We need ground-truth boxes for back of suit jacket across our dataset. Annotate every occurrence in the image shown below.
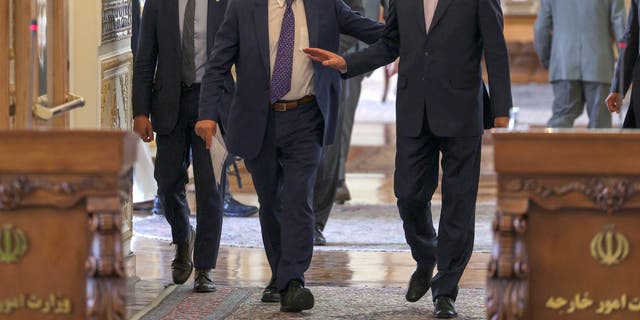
[199,0,383,159]
[534,0,626,84]
[344,0,512,138]
[132,0,233,135]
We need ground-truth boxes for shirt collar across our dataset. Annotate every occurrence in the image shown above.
[275,0,294,8]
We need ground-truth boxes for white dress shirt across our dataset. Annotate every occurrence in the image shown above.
[424,0,438,32]
[179,0,208,83]
[268,0,315,101]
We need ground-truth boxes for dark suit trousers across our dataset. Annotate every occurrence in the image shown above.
[244,101,324,291]
[154,85,225,269]
[395,117,481,301]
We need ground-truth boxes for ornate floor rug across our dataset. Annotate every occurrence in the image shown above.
[133,203,495,252]
[131,285,485,320]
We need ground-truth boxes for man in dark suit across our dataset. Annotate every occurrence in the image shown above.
[606,0,640,128]
[132,0,232,292]
[305,0,512,317]
[195,0,383,311]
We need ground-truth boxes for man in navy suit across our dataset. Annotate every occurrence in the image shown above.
[305,0,512,317]
[132,0,232,292]
[195,0,383,312]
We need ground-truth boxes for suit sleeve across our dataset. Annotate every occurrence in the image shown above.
[612,0,639,95]
[533,0,552,68]
[478,0,513,117]
[198,0,240,123]
[342,0,399,78]
[339,0,365,53]
[132,0,158,118]
[335,0,384,44]
[610,0,627,42]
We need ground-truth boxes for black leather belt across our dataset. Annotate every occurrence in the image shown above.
[271,95,316,112]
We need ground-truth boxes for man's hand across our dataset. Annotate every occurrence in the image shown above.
[194,120,218,150]
[605,92,622,113]
[133,115,154,142]
[494,116,510,128]
[303,48,347,72]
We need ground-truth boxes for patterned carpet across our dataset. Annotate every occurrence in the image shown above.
[134,203,495,252]
[132,285,485,320]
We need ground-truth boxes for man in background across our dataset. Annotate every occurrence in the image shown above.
[133,0,232,292]
[534,0,626,128]
[312,0,387,245]
[130,0,257,218]
[606,0,640,128]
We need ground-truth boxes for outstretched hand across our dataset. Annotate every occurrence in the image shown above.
[303,48,347,72]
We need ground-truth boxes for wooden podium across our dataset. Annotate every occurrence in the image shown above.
[487,130,640,320]
[0,131,137,319]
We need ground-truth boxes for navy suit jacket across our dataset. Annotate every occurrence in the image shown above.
[344,0,512,137]
[612,0,640,128]
[199,0,384,160]
[132,0,234,135]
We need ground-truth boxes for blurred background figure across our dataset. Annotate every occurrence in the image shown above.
[313,0,388,246]
[334,0,389,205]
[607,0,640,128]
[534,0,626,129]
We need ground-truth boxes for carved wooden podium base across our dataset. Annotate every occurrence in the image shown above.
[488,130,640,320]
[0,131,137,320]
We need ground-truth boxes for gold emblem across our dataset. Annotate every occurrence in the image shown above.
[590,226,630,266]
[0,225,29,264]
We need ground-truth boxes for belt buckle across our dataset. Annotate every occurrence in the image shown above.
[273,103,287,112]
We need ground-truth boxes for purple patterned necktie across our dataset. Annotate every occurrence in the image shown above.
[270,0,295,103]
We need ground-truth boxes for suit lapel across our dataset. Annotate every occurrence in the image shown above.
[207,0,215,55]
[303,0,318,48]
[427,0,453,34]
[415,0,427,34]
[171,0,182,57]
[253,0,270,72]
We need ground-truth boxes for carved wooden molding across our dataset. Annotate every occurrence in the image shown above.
[86,196,127,318]
[488,208,529,320]
[504,177,640,213]
[0,175,116,210]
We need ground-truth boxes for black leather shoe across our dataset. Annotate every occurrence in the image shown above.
[193,269,216,292]
[171,227,195,284]
[433,296,458,319]
[280,280,314,312]
[334,183,351,205]
[313,226,326,246]
[406,266,433,302]
[151,196,164,216]
[223,197,258,217]
[261,278,281,303]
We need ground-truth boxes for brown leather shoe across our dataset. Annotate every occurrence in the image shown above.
[172,227,195,284]
[194,269,216,293]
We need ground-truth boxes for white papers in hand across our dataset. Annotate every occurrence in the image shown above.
[209,133,228,187]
